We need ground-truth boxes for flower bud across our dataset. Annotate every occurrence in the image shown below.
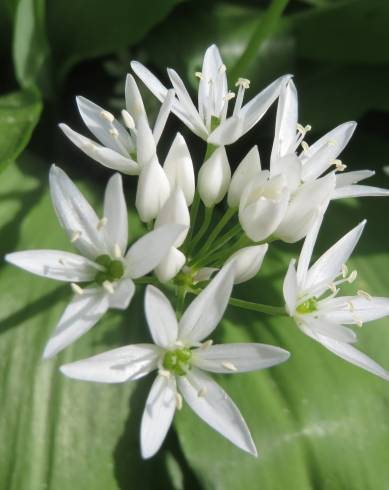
[239,172,289,242]
[226,244,268,284]
[136,160,170,223]
[154,247,186,283]
[227,146,261,208]
[198,146,231,207]
[163,133,195,205]
[155,188,190,247]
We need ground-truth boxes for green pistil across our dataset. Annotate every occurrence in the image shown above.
[94,254,124,285]
[163,347,192,376]
[296,297,317,314]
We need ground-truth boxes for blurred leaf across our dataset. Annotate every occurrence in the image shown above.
[0,156,187,490]
[13,0,51,94]
[0,88,42,171]
[46,0,183,84]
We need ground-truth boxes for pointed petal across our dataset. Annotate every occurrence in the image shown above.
[270,154,302,193]
[125,224,186,279]
[125,74,147,120]
[301,316,357,343]
[283,259,298,315]
[320,296,389,324]
[332,184,389,200]
[108,278,135,309]
[43,290,109,358]
[193,343,290,373]
[178,368,257,456]
[154,247,186,284]
[141,374,177,459]
[270,79,298,164]
[227,146,261,208]
[76,96,131,154]
[49,165,106,259]
[296,213,325,287]
[153,89,175,144]
[60,344,161,382]
[155,188,190,247]
[226,244,268,284]
[135,160,170,223]
[136,114,157,167]
[305,220,366,291]
[163,133,195,206]
[59,124,139,175]
[145,285,178,349]
[336,170,375,187]
[103,173,128,255]
[198,146,231,207]
[178,264,234,344]
[5,250,97,282]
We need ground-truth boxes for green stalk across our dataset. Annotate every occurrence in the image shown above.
[229,0,290,82]
[197,207,237,256]
[188,206,214,254]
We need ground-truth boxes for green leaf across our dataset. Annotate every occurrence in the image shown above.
[0,155,189,489]
[46,0,182,84]
[0,88,42,171]
[174,140,389,487]
[12,0,51,93]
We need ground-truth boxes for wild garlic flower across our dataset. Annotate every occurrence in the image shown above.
[6,166,185,358]
[283,215,389,380]
[131,44,291,146]
[60,265,290,458]
[60,75,174,175]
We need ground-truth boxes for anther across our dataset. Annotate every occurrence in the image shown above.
[71,283,84,295]
[70,230,81,243]
[347,301,355,312]
[235,78,250,89]
[159,369,171,378]
[102,280,115,294]
[342,264,348,278]
[100,110,115,122]
[297,123,305,134]
[352,314,363,327]
[113,244,122,258]
[328,282,337,294]
[305,124,312,132]
[175,340,185,348]
[200,340,213,350]
[222,361,238,372]
[176,393,183,410]
[348,270,358,283]
[301,141,310,152]
[109,128,119,138]
[195,71,205,80]
[96,217,108,230]
[121,110,135,130]
[333,159,347,172]
[218,64,227,73]
[197,387,208,398]
[223,91,236,101]
[357,289,372,300]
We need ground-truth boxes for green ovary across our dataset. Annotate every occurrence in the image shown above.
[163,347,192,376]
[296,297,318,314]
[94,254,124,284]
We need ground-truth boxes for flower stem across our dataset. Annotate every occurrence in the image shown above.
[188,206,214,254]
[183,190,200,253]
[197,207,236,256]
[229,0,290,82]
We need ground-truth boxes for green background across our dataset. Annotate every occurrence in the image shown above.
[1,0,389,488]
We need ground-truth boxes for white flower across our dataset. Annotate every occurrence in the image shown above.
[228,146,262,208]
[59,75,175,175]
[198,146,231,207]
[271,79,389,200]
[131,44,291,146]
[5,166,185,358]
[226,244,268,284]
[283,215,389,380]
[60,265,290,458]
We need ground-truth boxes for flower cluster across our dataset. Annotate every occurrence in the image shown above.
[6,44,389,458]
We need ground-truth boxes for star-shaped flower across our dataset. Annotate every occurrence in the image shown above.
[283,215,389,380]
[131,44,291,146]
[6,165,184,358]
[60,265,290,458]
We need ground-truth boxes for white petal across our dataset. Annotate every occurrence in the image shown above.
[145,285,178,349]
[154,247,186,284]
[301,316,357,343]
[193,267,218,284]
[305,220,366,292]
[336,170,375,187]
[5,250,97,282]
[60,344,160,383]
[178,264,234,344]
[155,188,190,247]
[163,133,195,206]
[59,124,139,175]
[178,368,257,456]
[226,244,268,284]
[108,278,135,309]
[227,146,261,208]
[332,184,389,200]
[270,79,298,164]
[76,96,131,154]
[275,172,335,243]
[198,44,227,119]
[136,114,157,167]
[193,343,290,373]
[135,160,171,223]
[304,329,389,382]
[141,374,177,459]
[153,89,175,144]
[207,115,244,146]
[103,173,128,255]
[125,74,147,121]
[43,290,109,358]
[125,224,186,279]
[270,154,302,193]
[49,165,106,259]
[198,146,231,207]
[320,296,389,324]
[283,259,298,315]
[301,122,356,182]
[296,213,325,288]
